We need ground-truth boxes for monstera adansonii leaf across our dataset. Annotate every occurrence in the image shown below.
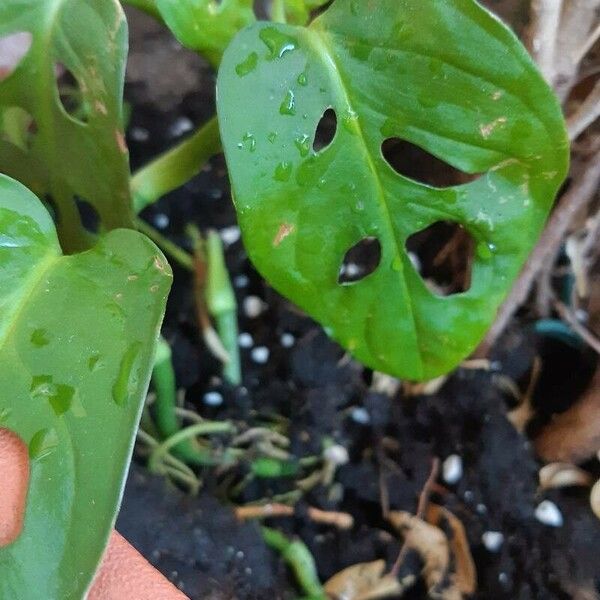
[217,0,569,380]
[0,0,132,252]
[0,175,172,599]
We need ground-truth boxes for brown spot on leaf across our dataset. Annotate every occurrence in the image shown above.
[273,223,295,247]
[115,130,127,153]
[479,117,507,139]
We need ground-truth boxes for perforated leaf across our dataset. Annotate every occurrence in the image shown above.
[0,176,172,599]
[0,0,131,252]
[218,0,569,380]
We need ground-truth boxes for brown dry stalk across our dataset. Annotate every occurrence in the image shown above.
[234,503,354,530]
[390,457,441,578]
[568,79,600,141]
[477,151,600,357]
[535,366,600,463]
[527,0,563,84]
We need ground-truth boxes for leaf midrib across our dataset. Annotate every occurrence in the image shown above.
[304,26,425,377]
[0,250,59,355]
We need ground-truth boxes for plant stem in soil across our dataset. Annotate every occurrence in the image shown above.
[131,116,222,213]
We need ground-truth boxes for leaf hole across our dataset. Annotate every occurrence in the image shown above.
[338,237,381,285]
[381,138,477,188]
[313,108,337,152]
[75,197,100,234]
[0,32,32,81]
[406,221,474,296]
[55,63,88,124]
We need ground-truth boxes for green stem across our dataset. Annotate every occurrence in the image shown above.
[152,338,181,438]
[148,421,236,472]
[131,116,221,213]
[271,0,287,23]
[206,231,241,385]
[152,338,230,467]
[135,217,194,271]
[137,429,200,494]
[262,528,326,599]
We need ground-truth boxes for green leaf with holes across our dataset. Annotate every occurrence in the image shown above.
[0,0,131,252]
[0,175,172,599]
[153,0,256,66]
[218,0,569,380]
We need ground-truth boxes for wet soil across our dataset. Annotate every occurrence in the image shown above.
[117,6,600,599]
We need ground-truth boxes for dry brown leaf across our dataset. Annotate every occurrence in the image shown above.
[388,511,462,600]
[427,504,477,596]
[324,559,407,600]
[539,463,593,490]
[508,400,535,434]
[535,367,600,463]
[591,479,600,521]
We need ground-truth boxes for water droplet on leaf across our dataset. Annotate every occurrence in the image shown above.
[235,52,258,77]
[274,161,293,182]
[259,27,297,60]
[294,133,310,157]
[112,343,142,406]
[30,328,50,347]
[29,428,59,460]
[279,90,296,116]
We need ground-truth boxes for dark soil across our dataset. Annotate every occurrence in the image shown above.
[118,6,600,599]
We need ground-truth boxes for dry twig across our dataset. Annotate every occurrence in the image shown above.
[527,0,563,85]
[535,366,600,463]
[554,299,600,354]
[568,79,600,140]
[234,503,354,530]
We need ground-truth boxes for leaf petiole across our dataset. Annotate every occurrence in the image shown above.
[131,116,222,213]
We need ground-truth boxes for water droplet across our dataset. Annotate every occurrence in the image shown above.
[267,131,278,143]
[394,20,413,42]
[476,242,496,260]
[235,52,258,77]
[353,200,365,213]
[30,328,50,347]
[349,42,372,61]
[88,353,102,372]
[29,428,59,460]
[112,342,142,406]
[0,407,12,423]
[297,72,308,86]
[274,161,292,182]
[279,90,296,116]
[241,132,256,152]
[30,375,75,416]
[342,109,359,132]
[259,27,297,60]
[294,133,311,157]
